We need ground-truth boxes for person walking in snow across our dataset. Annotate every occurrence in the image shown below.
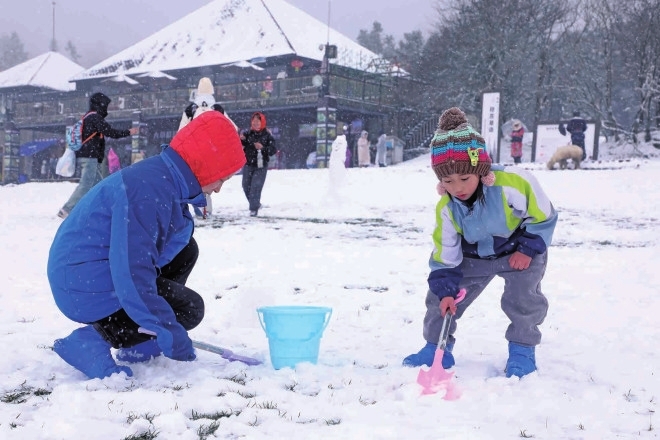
[57,92,138,219]
[375,131,387,167]
[357,130,370,167]
[179,77,238,219]
[240,112,277,216]
[47,111,246,380]
[403,107,557,379]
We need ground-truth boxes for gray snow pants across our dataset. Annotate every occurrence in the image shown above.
[422,251,549,347]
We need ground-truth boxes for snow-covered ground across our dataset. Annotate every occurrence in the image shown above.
[1,145,659,439]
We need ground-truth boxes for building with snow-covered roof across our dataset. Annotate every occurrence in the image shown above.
[0,52,84,184]
[0,51,82,92]
[0,51,84,129]
[3,0,428,180]
[71,0,400,83]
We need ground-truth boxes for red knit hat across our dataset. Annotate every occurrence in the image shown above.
[170,111,246,187]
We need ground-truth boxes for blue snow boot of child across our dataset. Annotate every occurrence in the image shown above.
[441,341,455,368]
[505,342,536,378]
[53,325,133,379]
[116,339,162,363]
[402,341,455,368]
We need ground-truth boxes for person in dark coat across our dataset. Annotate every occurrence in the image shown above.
[240,112,277,216]
[48,111,246,379]
[565,111,588,160]
[58,92,138,219]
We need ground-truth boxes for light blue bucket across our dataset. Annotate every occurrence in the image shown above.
[257,306,332,369]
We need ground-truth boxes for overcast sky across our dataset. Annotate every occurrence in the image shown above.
[0,0,439,67]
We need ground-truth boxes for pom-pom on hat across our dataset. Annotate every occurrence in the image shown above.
[431,107,493,182]
[170,111,246,187]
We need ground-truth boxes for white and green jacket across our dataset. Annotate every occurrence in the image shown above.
[428,165,557,299]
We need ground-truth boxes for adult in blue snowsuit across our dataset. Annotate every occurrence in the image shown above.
[566,111,588,160]
[47,111,246,379]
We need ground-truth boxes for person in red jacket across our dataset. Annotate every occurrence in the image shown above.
[240,112,277,216]
[57,92,138,219]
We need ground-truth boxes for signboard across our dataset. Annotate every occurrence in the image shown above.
[535,123,597,163]
[481,92,500,161]
[131,122,149,164]
[2,126,20,184]
[299,123,316,138]
[315,104,337,168]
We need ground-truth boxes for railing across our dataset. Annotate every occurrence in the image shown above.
[10,74,398,126]
[401,115,438,159]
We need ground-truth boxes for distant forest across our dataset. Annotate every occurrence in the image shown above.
[356,0,660,143]
[3,0,659,142]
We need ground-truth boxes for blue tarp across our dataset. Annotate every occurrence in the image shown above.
[19,138,63,156]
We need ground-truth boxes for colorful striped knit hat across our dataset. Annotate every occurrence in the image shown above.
[431,107,492,181]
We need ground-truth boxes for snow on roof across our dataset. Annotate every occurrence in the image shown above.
[0,52,83,91]
[73,0,393,81]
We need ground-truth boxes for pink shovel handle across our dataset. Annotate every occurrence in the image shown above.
[455,288,466,304]
[440,288,466,317]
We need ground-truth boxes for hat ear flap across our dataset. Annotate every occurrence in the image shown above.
[481,171,495,186]
[436,182,447,196]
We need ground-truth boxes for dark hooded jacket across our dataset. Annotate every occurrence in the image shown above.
[76,92,131,162]
[566,114,587,143]
[240,112,277,167]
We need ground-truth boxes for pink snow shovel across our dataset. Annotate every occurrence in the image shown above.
[417,288,466,399]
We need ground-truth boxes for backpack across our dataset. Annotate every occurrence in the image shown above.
[68,112,97,151]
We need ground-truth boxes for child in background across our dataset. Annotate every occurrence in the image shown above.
[403,107,557,378]
[510,119,524,163]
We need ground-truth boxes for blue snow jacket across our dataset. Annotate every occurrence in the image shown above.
[428,165,557,299]
[47,146,206,359]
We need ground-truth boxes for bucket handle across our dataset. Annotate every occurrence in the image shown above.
[258,309,332,343]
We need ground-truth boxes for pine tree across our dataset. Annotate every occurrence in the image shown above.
[357,22,385,55]
[65,41,81,63]
[0,31,28,71]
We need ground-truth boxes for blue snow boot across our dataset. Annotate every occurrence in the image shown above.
[53,326,133,379]
[505,342,536,378]
[116,339,162,363]
[402,341,455,368]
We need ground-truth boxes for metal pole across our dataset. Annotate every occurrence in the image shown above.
[325,105,329,167]
[326,1,331,44]
[51,2,56,51]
